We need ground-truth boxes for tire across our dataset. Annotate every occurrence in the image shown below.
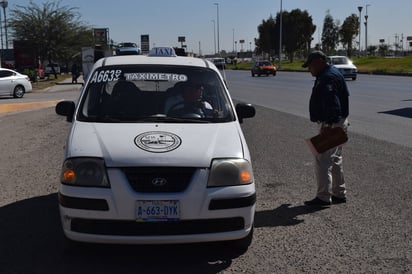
[251,71,255,77]
[13,85,25,98]
[352,77,356,80]
[273,71,276,76]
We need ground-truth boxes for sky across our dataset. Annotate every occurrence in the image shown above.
[8,0,412,55]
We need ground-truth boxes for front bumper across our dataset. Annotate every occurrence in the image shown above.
[337,68,357,79]
[254,69,275,75]
[59,168,256,244]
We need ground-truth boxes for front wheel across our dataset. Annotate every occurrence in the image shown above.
[13,85,25,98]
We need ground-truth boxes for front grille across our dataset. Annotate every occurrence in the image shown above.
[122,167,196,193]
[71,217,244,236]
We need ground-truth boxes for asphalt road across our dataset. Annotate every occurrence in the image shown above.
[0,73,411,273]
[226,70,412,148]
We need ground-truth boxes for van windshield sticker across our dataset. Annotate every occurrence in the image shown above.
[89,70,122,83]
[124,73,188,82]
[89,71,188,83]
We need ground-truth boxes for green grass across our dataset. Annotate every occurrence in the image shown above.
[227,55,412,75]
[353,55,412,74]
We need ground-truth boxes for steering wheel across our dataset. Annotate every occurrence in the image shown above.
[167,101,206,117]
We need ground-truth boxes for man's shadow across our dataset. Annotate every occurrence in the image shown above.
[254,204,328,227]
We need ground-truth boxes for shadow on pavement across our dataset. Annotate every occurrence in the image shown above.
[0,194,245,274]
[254,203,328,227]
[379,107,412,119]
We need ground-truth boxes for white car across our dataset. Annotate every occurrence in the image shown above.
[328,56,358,80]
[210,57,225,69]
[115,42,141,55]
[0,68,32,98]
[55,47,256,250]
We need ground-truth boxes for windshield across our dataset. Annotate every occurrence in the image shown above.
[77,65,235,123]
[119,42,137,48]
[330,57,349,65]
[258,61,272,66]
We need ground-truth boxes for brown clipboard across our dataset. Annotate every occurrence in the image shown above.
[306,127,348,155]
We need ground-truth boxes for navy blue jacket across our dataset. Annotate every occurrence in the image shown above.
[309,65,349,124]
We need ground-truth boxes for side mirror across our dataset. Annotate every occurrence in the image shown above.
[55,101,76,122]
[235,103,256,124]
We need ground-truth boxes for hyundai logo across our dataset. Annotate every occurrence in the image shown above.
[151,177,168,186]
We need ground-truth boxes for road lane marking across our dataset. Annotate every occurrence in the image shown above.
[0,100,62,113]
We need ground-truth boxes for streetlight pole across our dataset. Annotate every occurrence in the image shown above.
[364,4,370,56]
[0,1,7,50]
[211,20,216,55]
[278,0,282,70]
[357,6,363,56]
[214,3,220,55]
[232,28,235,53]
[0,6,3,66]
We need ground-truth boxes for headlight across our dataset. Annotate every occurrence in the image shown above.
[207,159,253,187]
[61,158,110,187]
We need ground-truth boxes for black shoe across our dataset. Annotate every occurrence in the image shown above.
[304,197,331,206]
[331,195,346,204]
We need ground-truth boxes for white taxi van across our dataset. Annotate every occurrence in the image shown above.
[55,47,256,250]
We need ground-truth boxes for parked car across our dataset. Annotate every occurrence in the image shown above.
[0,68,32,98]
[116,42,141,55]
[55,47,256,250]
[328,56,357,80]
[211,57,226,69]
[44,63,61,77]
[251,60,277,77]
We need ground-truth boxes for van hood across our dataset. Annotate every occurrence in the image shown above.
[67,122,245,167]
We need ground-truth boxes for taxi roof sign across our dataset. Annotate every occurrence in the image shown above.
[149,47,177,57]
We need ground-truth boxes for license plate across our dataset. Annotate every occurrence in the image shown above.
[136,200,180,222]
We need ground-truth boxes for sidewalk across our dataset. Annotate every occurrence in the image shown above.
[34,75,84,93]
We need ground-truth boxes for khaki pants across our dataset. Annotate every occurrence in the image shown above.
[315,118,349,202]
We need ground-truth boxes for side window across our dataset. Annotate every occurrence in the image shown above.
[0,70,13,78]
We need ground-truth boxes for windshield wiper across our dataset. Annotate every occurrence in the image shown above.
[135,115,210,123]
[82,114,210,123]
[82,115,147,122]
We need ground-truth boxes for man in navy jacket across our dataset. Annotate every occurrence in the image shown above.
[302,51,350,206]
